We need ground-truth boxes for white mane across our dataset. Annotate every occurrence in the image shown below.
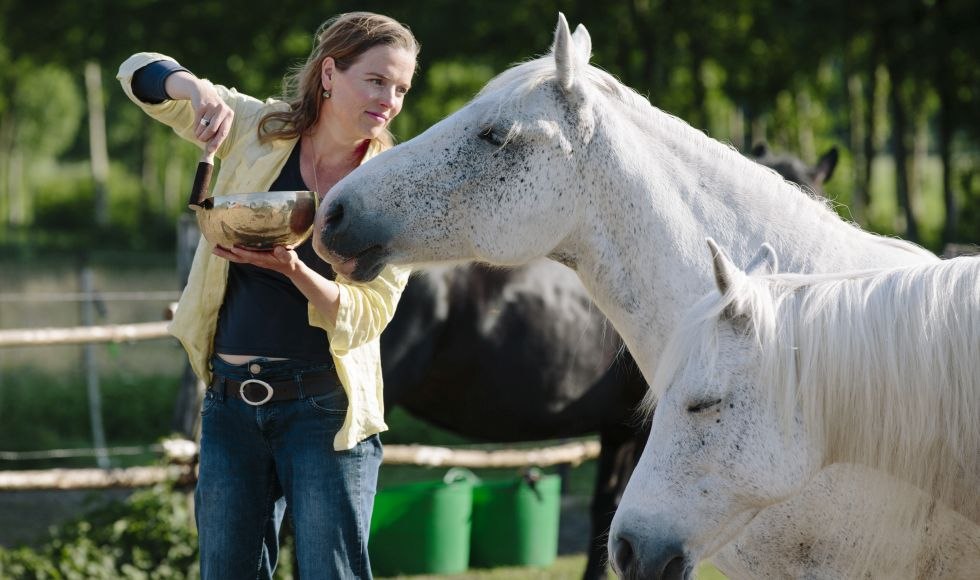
[653,256,980,524]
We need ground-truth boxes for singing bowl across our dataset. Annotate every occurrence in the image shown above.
[195,191,318,250]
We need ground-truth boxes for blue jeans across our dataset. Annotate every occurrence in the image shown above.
[196,357,382,579]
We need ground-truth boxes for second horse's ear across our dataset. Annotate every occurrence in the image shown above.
[706,238,740,295]
[706,238,757,330]
[745,243,778,276]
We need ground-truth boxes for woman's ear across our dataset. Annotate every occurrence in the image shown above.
[321,57,335,91]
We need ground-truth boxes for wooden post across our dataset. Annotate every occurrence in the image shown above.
[80,265,110,469]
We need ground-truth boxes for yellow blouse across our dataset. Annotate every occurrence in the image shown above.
[118,52,410,450]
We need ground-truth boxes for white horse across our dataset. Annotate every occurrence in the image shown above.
[313,13,953,578]
[630,241,979,577]
[716,463,980,579]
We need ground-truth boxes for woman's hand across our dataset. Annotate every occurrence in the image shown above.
[165,71,234,154]
[212,245,302,277]
[191,82,233,154]
[214,244,342,323]
[213,244,340,322]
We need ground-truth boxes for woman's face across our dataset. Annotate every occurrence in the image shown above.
[321,44,415,143]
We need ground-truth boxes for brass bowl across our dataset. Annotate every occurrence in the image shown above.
[195,191,318,250]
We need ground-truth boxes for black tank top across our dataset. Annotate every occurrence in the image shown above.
[213,142,335,362]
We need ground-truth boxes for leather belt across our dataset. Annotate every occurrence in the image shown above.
[212,371,339,406]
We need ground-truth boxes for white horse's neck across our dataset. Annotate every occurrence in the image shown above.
[564,95,934,381]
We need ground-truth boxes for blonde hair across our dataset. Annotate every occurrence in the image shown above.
[258,12,420,149]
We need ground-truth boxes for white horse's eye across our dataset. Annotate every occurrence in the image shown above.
[478,126,503,146]
[686,398,722,414]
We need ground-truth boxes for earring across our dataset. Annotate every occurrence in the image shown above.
[322,89,331,99]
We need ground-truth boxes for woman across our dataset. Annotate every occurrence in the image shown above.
[117,12,419,579]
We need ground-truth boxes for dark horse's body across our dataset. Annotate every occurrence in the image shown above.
[381,260,648,580]
[378,151,836,580]
[383,261,645,440]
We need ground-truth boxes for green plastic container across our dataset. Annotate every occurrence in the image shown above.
[369,470,474,576]
[469,471,562,568]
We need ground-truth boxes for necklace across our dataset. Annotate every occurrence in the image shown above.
[307,135,321,196]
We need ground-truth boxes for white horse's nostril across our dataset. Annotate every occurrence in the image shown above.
[661,556,688,580]
[611,535,636,576]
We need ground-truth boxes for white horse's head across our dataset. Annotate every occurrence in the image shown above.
[608,240,823,579]
[610,241,980,578]
[315,14,600,281]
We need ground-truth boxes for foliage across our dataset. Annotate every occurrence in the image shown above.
[0,500,601,580]
[391,60,496,140]
[0,0,977,249]
[11,66,82,157]
[0,486,199,579]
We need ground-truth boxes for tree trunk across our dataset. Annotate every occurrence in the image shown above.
[909,85,929,225]
[938,97,956,244]
[796,90,816,163]
[628,0,658,99]
[141,115,156,230]
[848,73,868,223]
[0,111,12,227]
[85,61,110,228]
[730,106,746,152]
[888,70,919,242]
[164,137,184,211]
[751,116,768,151]
[689,41,707,131]
[935,0,957,244]
[862,66,880,225]
[7,148,24,225]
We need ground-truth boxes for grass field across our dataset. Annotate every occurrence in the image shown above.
[376,556,727,579]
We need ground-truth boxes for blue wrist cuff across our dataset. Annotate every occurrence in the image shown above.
[132,59,190,104]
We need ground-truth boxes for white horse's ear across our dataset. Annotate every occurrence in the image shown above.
[707,238,753,328]
[707,238,741,295]
[572,24,592,62]
[745,242,778,276]
[553,13,587,91]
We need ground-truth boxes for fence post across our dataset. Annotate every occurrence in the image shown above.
[172,214,204,440]
[80,265,110,469]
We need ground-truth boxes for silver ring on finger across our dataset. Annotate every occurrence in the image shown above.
[200,118,211,127]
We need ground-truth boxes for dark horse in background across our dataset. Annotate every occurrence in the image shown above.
[378,147,838,580]
[750,142,839,197]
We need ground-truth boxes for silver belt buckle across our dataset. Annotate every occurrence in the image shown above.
[239,378,274,406]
